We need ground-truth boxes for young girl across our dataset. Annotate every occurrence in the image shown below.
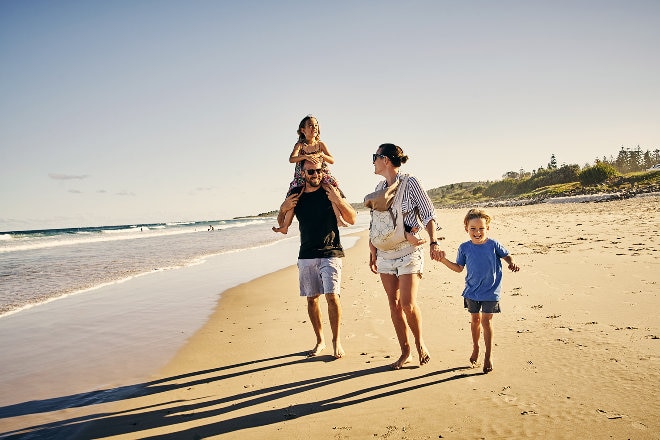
[273,115,347,233]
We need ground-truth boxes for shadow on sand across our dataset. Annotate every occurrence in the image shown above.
[0,352,479,439]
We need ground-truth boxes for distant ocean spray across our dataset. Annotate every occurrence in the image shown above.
[0,217,298,316]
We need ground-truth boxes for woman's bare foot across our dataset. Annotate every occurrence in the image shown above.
[307,342,326,357]
[483,358,493,373]
[470,347,479,367]
[272,226,289,234]
[333,341,345,359]
[391,353,413,370]
[419,347,431,366]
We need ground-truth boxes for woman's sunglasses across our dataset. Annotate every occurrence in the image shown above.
[372,153,387,162]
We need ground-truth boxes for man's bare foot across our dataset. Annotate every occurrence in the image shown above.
[272,226,288,234]
[333,341,345,359]
[391,353,412,370]
[483,359,493,373]
[307,342,326,357]
[470,347,479,367]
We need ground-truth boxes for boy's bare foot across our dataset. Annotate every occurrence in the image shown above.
[470,347,479,367]
[307,342,326,357]
[272,226,289,234]
[391,353,412,370]
[483,359,493,373]
[333,341,345,359]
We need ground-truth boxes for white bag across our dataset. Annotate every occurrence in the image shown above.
[369,175,413,257]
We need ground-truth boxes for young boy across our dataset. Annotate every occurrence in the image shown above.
[439,209,520,373]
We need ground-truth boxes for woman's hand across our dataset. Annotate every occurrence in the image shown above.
[430,243,445,261]
[368,242,378,274]
[369,252,378,274]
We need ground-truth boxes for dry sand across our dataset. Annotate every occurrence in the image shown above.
[2,196,658,439]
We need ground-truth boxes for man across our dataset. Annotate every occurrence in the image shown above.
[278,160,357,358]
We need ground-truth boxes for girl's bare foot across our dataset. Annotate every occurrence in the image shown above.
[272,226,289,234]
[483,358,493,373]
[337,219,348,227]
[307,342,326,357]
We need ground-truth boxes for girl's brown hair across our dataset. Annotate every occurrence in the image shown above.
[297,115,321,144]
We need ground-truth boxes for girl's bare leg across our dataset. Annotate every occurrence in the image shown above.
[331,201,348,227]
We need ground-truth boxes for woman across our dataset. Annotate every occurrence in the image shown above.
[368,143,445,370]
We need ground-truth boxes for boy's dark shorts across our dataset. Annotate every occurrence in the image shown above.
[464,298,501,314]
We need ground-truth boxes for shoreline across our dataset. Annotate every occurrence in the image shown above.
[1,197,658,439]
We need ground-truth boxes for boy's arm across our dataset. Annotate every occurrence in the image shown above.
[438,256,464,273]
[503,255,520,272]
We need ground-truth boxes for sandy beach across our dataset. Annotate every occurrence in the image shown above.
[1,196,658,439]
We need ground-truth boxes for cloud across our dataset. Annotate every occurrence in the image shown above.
[68,189,82,194]
[116,190,136,196]
[49,173,89,180]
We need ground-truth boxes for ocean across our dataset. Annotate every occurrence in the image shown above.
[0,216,366,317]
[0,213,369,414]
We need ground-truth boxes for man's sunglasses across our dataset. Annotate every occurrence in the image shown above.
[306,169,324,176]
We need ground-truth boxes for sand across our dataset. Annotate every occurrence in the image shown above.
[1,196,658,439]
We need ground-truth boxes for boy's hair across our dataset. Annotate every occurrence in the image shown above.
[464,209,491,226]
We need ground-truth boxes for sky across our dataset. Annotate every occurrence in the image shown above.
[1,0,659,231]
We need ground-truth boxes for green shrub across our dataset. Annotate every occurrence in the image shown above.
[579,162,619,185]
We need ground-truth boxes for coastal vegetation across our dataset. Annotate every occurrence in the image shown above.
[426,146,659,207]
[257,145,659,216]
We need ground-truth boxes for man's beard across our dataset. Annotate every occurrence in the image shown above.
[306,178,322,188]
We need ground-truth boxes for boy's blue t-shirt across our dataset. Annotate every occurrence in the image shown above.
[456,238,509,301]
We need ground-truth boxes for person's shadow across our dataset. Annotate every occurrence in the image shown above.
[0,352,477,439]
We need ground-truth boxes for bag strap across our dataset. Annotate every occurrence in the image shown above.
[393,174,409,209]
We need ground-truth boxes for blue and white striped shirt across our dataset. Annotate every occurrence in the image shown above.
[373,173,437,230]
